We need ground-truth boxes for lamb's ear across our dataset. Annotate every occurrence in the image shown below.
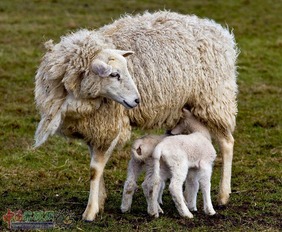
[182,108,192,116]
[170,125,183,135]
[91,59,112,77]
[115,50,134,57]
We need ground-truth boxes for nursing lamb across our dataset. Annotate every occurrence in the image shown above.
[120,134,167,213]
[34,11,238,221]
[144,108,217,218]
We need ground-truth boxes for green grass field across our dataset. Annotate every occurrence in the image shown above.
[0,0,281,231]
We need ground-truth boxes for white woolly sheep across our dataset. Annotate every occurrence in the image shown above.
[34,11,238,221]
[144,108,217,218]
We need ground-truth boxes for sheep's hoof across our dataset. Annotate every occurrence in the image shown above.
[217,193,230,206]
[82,209,97,222]
[82,214,96,222]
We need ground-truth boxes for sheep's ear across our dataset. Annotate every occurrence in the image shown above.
[116,50,134,57]
[91,59,112,77]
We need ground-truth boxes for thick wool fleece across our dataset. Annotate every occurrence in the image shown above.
[35,11,238,149]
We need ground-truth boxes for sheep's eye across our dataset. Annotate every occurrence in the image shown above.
[110,72,121,80]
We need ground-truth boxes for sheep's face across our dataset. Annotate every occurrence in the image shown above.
[80,49,140,109]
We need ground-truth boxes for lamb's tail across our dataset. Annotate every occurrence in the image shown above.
[131,144,151,162]
[152,144,162,161]
[151,144,162,197]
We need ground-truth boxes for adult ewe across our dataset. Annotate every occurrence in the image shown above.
[34,11,238,221]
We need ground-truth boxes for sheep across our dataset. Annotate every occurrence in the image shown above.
[34,11,238,221]
[144,108,217,218]
[120,134,167,214]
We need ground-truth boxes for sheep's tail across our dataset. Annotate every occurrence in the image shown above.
[34,99,68,148]
[34,115,61,148]
[44,40,54,51]
[104,120,122,159]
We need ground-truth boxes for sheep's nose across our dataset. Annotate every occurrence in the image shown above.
[135,98,140,104]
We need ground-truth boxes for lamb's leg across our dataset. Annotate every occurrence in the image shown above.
[143,159,163,217]
[158,180,166,205]
[184,169,199,212]
[198,165,216,215]
[121,159,143,213]
[217,132,234,205]
[169,173,193,218]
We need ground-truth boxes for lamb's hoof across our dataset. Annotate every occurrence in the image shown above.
[120,205,130,213]
[148,209,159,218]
[185,214,194,219]
[154,213,160,218]
[182,212,193,219]
[188,207,197,212]
[205,209,216,216]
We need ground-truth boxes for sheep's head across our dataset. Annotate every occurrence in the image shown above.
[79,49,140,109]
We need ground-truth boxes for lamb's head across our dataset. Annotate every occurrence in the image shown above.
[171,108,211,140]
[170,108,193,135]
[80,49,140,109]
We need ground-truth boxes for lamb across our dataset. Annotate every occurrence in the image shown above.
[120,134,167,213]
[34,11,238,221]
[144,108,217,218]
[121,109,216,218]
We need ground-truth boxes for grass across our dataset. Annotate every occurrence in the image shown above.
[0,0,281,231]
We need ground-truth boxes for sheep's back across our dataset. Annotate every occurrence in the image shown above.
[100,11,238,134]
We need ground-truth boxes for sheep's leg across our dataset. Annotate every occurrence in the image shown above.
[82,148,109,221]
[217,132,234,205]
[198,166,216,215]
[83,128,120,221]
[169,173,193,218]
[184,169,199,212]
[121,159,143,213]
[98,175,107,212]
